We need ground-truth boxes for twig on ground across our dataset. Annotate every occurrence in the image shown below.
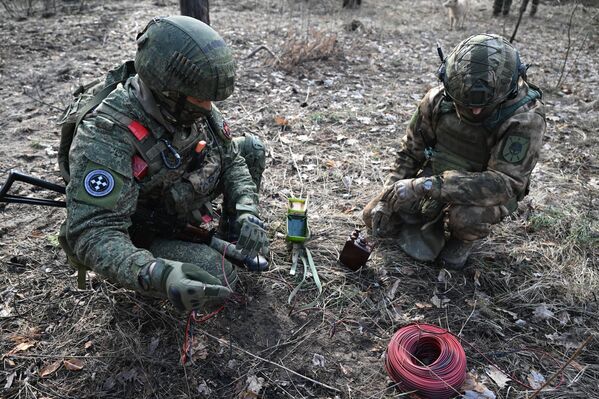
[458,299,477,337]
[245,45,281,64]
[288,145,304,187]
[529,335,593,399]
[201,330,341,393]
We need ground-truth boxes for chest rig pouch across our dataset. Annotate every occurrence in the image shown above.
[429,99,491,175]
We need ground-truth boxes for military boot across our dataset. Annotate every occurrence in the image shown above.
[437,239,475,269]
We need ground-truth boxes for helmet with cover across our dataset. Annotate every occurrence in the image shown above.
[441,34,523,108]
[135,16,236,125]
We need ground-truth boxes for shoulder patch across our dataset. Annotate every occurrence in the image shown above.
[84,169,115,197]
[74,161,125,209]
[502,135,530,164]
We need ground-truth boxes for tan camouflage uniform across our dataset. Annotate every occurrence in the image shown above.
[364,81,546,242]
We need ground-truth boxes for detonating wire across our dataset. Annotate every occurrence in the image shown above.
[385,323,467,399]
[180,244,236,365]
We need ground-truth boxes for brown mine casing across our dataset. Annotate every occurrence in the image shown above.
[339,229,373,271]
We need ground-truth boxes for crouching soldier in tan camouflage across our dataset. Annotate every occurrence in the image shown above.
[363,34,546,269]
[58,16,268,312]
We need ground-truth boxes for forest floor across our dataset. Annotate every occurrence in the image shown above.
[1,0,598,398]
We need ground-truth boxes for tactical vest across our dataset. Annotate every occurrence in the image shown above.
[426,86,541,176]
[58,61,232,189]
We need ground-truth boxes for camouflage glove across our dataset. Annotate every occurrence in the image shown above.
[138,259,232,312]
[235,214,269,260]
[383,176,441,212]
[371,201,396,238]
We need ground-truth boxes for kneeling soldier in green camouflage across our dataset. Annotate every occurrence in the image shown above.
[58,16,268,312]
[363,34,546,268]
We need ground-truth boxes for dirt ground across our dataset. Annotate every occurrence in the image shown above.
[1,0,598,398]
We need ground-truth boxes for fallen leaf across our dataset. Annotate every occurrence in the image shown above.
[325,160,336,168]
[63,358,84,371]
[461,372,493,394]
[274,116,288,126]
[192,340,209,361]
[197,381,212,396]
[4,371,16,389]
[386,279,401,300]
[463,389,497,399]
[486,365,511,389]
[30,229,44,238]
[6,341,35,356]
[238,374,264,398]
[533,304,554,320]
[84,341,93,350]
[39,360,62,378]
[312,353,326,368]
[437,269,451,283]
[431,294,450,308]
[527,370,545,389]
[296,134,312,142]
[415,302,432,309]
[474,270,481,286]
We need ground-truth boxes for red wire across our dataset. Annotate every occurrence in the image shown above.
[180,246,233,364]
[385,323,467,399]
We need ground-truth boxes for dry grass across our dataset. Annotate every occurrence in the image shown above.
[1,0,599,398]
[272,29,341,71]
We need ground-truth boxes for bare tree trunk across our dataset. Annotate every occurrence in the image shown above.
[180,0,210,25]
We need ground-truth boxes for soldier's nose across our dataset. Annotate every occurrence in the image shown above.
[471,107,483,115]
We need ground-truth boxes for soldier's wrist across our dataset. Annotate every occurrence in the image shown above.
[138,258,171,293]
[415,176,442,198]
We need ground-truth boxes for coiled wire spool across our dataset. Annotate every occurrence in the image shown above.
[385,323,467,399]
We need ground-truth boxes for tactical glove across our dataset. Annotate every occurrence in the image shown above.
[371,201,396,238]
[383,176,441,212]
[139,259,233,312]
[235,214,269,261]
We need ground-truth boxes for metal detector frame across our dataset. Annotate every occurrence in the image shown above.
[0,170,66,208]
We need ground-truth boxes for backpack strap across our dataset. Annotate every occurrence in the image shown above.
[483,87,542,130]
[95,102,169,179]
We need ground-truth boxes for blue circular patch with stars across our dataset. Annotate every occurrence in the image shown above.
[84,169,115,197]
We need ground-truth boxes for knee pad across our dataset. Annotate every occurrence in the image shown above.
[447,205,502,241]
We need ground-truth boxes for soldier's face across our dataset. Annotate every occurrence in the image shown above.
[186,97,212,111]
[455,103,497,122]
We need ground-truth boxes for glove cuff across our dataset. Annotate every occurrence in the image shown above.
[415,176,442,199]
[138,258,172,293]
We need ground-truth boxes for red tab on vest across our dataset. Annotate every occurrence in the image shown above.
[132,155,148,181]
[222,121,232,140]
[128,120,149,141]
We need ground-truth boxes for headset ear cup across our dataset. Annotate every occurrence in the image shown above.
[437,63,446,82]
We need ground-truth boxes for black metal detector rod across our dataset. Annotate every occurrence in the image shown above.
[0,170,66,208]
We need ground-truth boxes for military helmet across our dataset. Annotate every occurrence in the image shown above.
[135,16,235,101]
[440,34,524,108]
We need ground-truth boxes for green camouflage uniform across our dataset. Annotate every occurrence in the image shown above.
[363,81,545,249]
[60,74,265,296]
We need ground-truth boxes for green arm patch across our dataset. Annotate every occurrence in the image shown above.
[501,135,530,164]
[73,160,125,210]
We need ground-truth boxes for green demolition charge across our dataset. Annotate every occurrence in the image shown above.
[286,198,310,243]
